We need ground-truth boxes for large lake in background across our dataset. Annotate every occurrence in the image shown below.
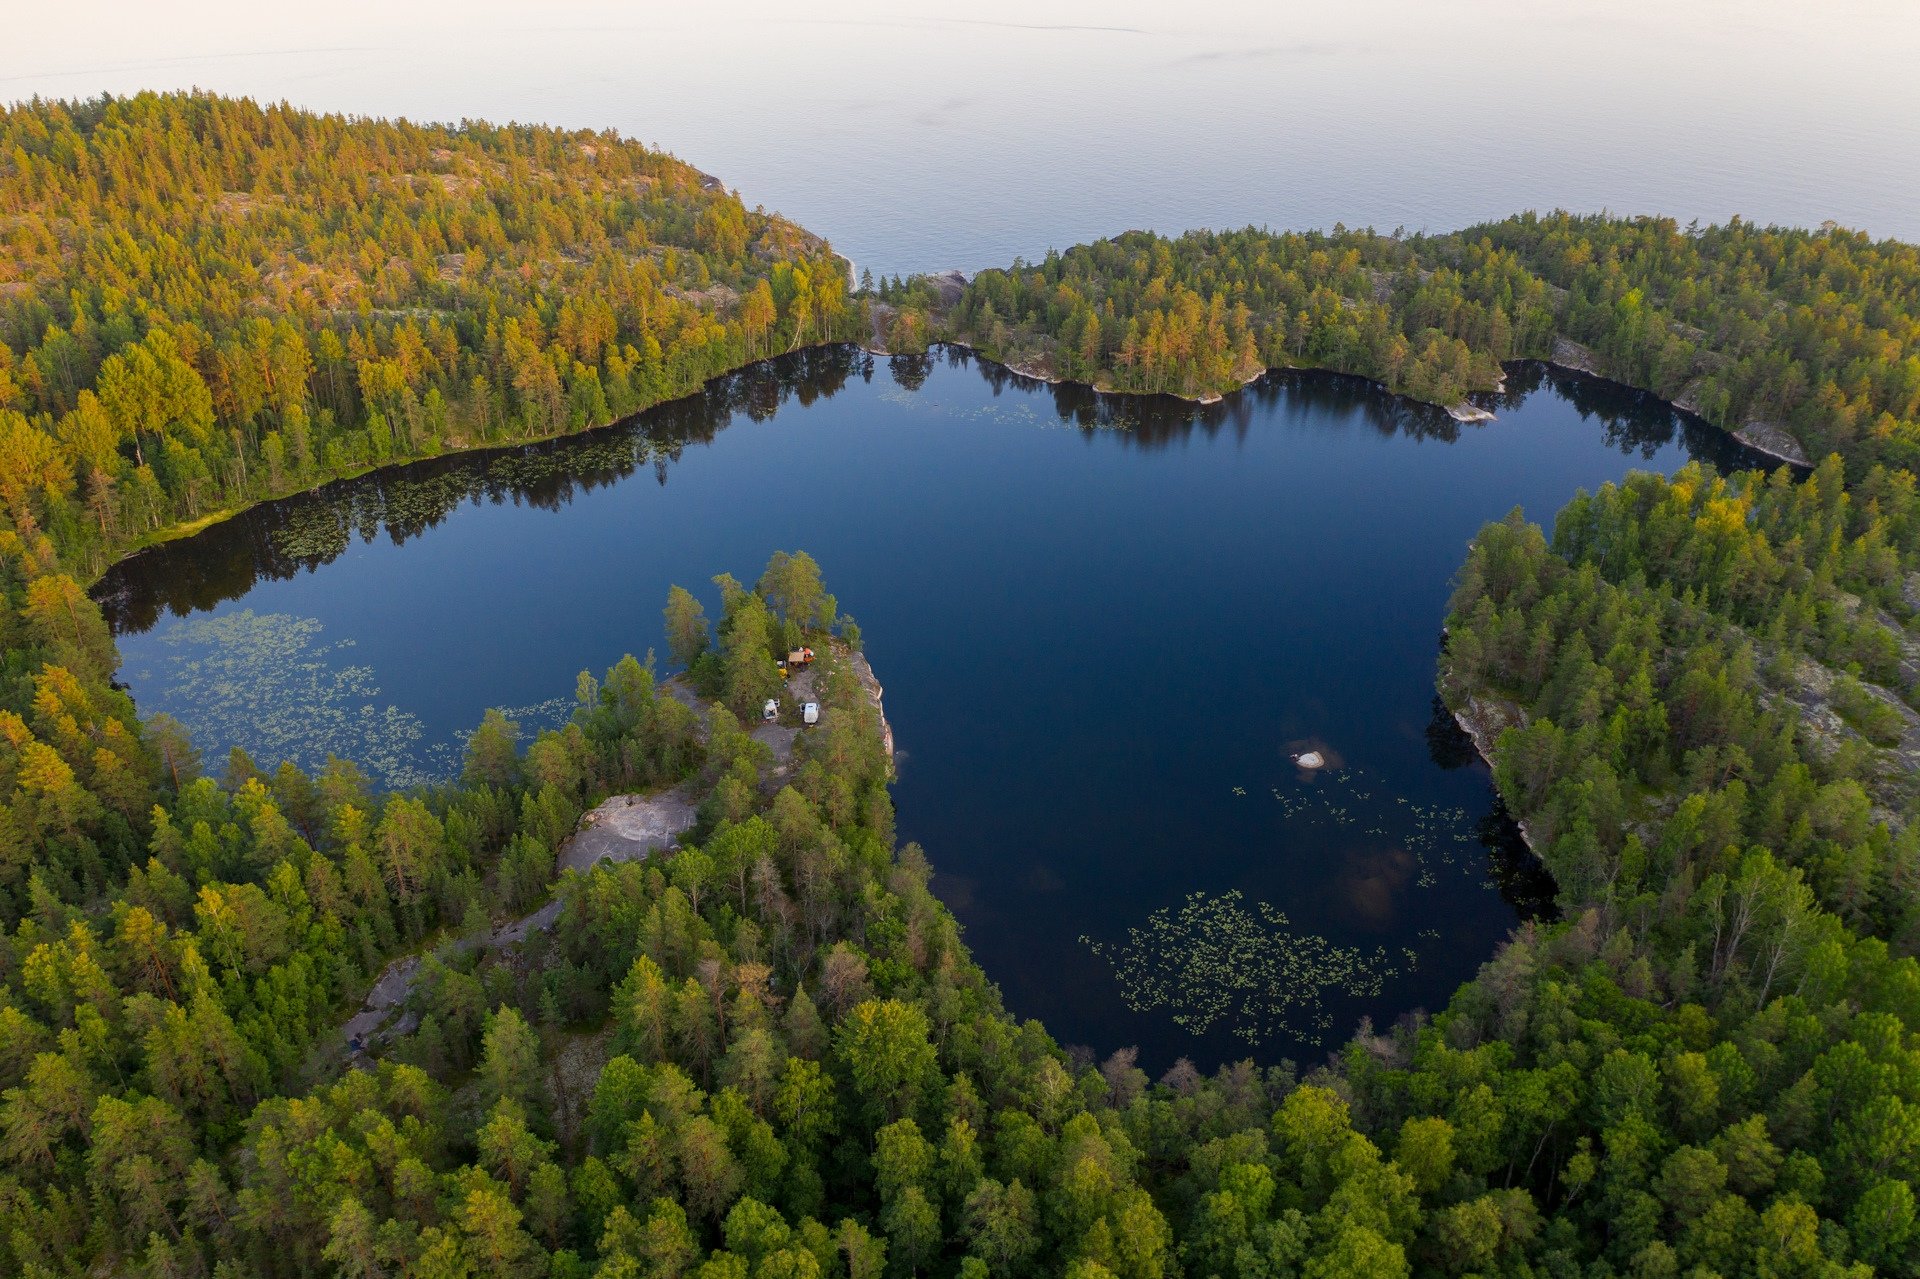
[7,0,1920,279]
[99,351,1763,1067]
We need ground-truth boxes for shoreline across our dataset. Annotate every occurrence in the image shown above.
[1448,691,1542,857]
[941,338,1272,404]
[1727,420,1814,469]
[941,336,1500,420]
[85,336,865,589]
[96,332,1816,594]
[1541,338,1812,469]
[944,329,1819,467]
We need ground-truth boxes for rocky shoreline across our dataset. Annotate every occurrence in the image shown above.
[942,338,1270,405]
[942,333,1503,420]
[1545,337,1812,468]
[1447,690,1541,856]
[885,315,1837,462]
[1730,420,1813,468]
[849,650,896,769]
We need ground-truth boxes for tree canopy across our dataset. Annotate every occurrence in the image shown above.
[4,88,1920,1277]
[940,217,1920,476]
[0,91,855,577]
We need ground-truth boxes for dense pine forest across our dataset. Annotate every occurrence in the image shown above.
[0,92,854,579]
[6,87,1920,1276]
[933,220,1920,473]
[1422,460,1920,1276]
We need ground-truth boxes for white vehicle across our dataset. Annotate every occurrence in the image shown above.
[763,698,779,723]
[802,701,820,725]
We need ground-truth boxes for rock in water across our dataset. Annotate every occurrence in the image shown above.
[1295,750,1326,769]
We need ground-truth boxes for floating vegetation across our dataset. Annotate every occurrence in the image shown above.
[1270,764,1485,883]
[1107,761,1517,1047]
[134,612,586,792]
[486,694,575,737]
[1081,890,1389,1046]
[421,692,578,779]
[138,611,433,788]
[1272,788,1312,819]
[875,383,1050,429]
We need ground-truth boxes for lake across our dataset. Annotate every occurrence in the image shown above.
[7,1,1918,279]
[99,350,1764,1067]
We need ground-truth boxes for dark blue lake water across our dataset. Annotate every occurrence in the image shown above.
[99,350,1758,1068]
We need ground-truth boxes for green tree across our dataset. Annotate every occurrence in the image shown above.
[665,585,712,670]
[478,1007,543,1113]
[963,1179,1038,1273]
[837,1000,937,1123]
[464,709,522,789]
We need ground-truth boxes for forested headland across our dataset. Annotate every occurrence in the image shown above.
[914,219,1920,472]
[0,92,855,579]
[6,86,1920,1277]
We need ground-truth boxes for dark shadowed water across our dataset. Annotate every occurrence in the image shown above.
[99,351,1762,1068]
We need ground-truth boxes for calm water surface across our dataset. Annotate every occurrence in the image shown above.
[100,352,1761,1067]
[7,1,1919,277]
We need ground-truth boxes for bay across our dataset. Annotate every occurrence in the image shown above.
[100,349,1764,1066]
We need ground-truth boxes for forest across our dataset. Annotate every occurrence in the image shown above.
[0,92,854,579]
[1419,456,1920,1275]
[5,87,1920,1276]
[935,219,1920,476]
[23,515,1920,1279]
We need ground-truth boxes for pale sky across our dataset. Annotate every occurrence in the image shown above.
[7,1,1917,274]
